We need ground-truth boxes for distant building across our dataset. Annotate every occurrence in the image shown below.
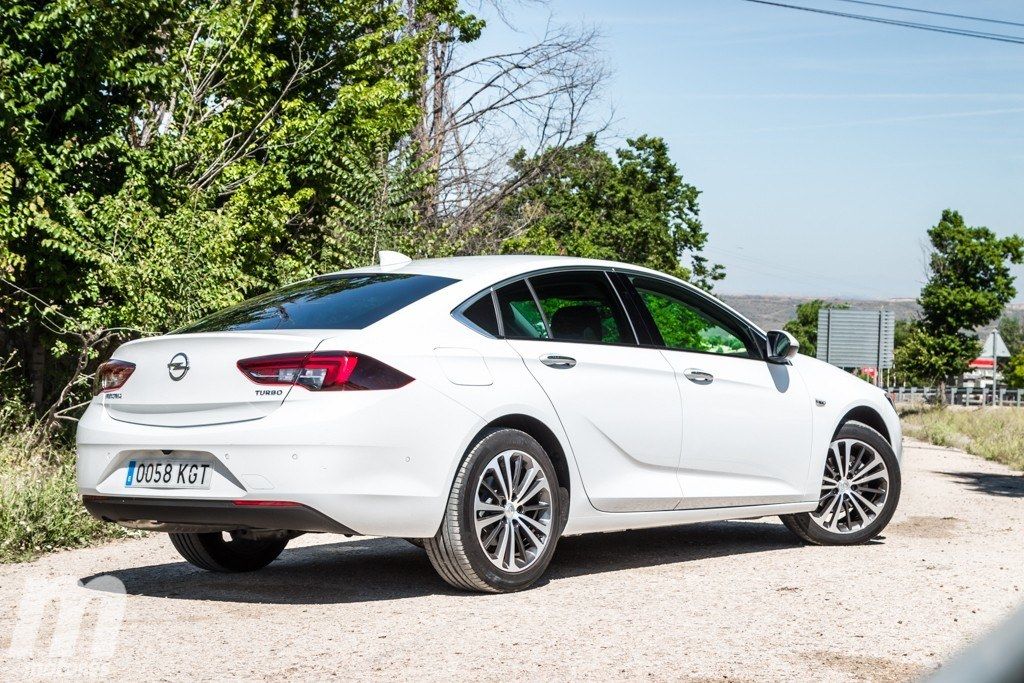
[963,331,1010,389]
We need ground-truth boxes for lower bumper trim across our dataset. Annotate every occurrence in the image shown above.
[82,495,357,535]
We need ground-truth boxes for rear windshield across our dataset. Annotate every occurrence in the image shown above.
[177,273,457,333]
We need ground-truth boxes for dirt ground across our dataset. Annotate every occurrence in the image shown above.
[1,438,1022,682]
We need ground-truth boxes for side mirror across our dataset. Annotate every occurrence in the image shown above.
[766,330,799,363]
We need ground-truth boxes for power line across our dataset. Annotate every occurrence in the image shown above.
[737,0,1024,45]
[832,0,1024,30]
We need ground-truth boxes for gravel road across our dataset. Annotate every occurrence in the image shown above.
[2,438,1022,682]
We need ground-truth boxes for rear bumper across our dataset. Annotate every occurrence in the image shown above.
[76,382,485,538]
[82,495,357,534]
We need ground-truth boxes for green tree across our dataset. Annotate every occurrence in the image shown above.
[1002,352,1024,390]
[783,299,849,357]
[0,0,470,413]
[895,210,1023,389]
[494,135,723,290]
[890,318,924,385]
[997,316,1024,356]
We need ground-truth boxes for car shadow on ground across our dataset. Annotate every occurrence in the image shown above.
[940,470,1024,498]
[80,520,807,605]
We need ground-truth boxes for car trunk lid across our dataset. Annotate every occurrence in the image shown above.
[102,332,327,427]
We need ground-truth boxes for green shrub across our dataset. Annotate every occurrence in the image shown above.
[0,457,130,562]
[0,395,130,563]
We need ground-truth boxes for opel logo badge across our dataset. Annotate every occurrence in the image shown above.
[167,353,189,381]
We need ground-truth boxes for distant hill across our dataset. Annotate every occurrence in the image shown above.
[718,294,1024,333]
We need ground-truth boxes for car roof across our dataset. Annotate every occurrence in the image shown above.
[341,254,623,281]
[333,254,766,334]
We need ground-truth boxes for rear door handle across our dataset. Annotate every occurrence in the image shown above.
[540,354,577,369]
[683,368,714,385]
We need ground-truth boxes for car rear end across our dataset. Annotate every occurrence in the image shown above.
[76,271,484,538]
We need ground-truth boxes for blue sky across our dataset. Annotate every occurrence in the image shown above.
[472,0,1024,299]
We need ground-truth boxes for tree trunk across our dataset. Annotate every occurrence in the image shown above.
[28,322,46,410]
[422,37,447,222]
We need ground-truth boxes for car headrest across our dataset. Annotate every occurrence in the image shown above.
[550,304,603,341]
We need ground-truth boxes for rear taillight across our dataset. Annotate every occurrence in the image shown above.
[236,352,412,391]
[232,499,302,507]
[94,360,136,394]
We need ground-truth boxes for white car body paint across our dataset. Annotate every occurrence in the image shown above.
[506,337,684,513]
[77,255,902,539]
[432,347,493,386]
[665,351,813,509]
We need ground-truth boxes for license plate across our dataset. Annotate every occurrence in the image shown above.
[126,460,213,489]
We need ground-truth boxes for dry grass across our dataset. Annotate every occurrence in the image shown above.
[0,399,131,563]
[901,406,1024,471]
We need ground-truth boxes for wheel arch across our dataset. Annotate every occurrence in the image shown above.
[475,414,572,499]
[835,405,891,446]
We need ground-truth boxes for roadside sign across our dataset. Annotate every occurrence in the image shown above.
[816,309,895,371]
[981,331,1011,359]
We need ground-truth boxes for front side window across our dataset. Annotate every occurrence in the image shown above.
[630,276,754,357]
[178,273,457,332]
[528,271,635,344]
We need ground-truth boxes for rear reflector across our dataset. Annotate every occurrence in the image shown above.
[232,500,302,507]
[94,359,136,394]
[237,352,412,391]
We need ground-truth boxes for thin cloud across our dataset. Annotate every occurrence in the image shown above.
[681,93,1024,101]
[739,107,1024,134]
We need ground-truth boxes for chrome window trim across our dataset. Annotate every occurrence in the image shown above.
[450,264,760,355]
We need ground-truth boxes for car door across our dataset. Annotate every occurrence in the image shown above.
[622,274,813,509]
[497,270,684,512]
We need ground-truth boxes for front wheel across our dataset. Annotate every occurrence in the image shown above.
[169,531,288,572]
[781,422,901,545]
[425,428,563,593]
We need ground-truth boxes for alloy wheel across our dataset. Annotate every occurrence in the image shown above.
[474,449,553,573]
[809,438,890,534]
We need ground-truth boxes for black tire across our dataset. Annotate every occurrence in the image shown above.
[169,531,288,572]
[403,538,426,549]
[424,428,563,593]
[781,421,901,546]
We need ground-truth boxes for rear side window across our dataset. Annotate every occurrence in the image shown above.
[459,293,500,337]
[494,280,548,340]
[178,274,456,332]
[529,271,635,344]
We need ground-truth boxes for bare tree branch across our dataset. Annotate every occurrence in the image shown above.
[409,12,609,238]
[0,278,145,445]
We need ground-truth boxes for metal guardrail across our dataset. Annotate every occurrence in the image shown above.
[887,387,1024,407]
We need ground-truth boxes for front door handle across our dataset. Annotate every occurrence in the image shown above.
[540,354,577,369]
[683,368,714,385]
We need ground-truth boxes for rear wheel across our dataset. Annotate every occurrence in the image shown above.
[169,531,288,572]
[425,428,562,593]
[781,422,901,545]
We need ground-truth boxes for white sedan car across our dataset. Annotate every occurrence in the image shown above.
[78,254,901,592]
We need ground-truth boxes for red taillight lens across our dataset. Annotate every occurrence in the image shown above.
[94,360,136,394]
[235,352,357,390]
[232,499,302,507]
[236,352,412,391]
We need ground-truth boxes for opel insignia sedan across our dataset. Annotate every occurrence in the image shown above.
[77,253,901,592]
